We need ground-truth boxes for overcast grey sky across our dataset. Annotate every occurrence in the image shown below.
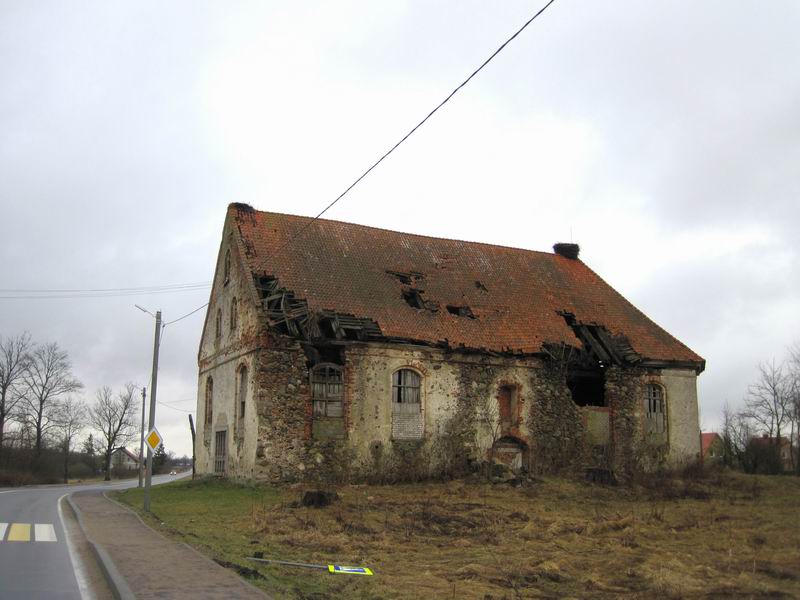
[1,1,798,456]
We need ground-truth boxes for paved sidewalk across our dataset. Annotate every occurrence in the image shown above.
[71,491,270,599]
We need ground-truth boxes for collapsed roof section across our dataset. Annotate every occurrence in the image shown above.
[231,204,704,371]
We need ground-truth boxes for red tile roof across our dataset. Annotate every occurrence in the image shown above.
[701,432,721,455]
[232,206,703,367]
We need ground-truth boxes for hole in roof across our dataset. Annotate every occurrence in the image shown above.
[402,289,425,309]
[446,305,476,319]
[475,280,488,292]
[387,270,424,285]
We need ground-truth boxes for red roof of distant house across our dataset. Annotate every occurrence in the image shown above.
[230,206,704,367]
[701,432,721,455]
[750,435,791,449]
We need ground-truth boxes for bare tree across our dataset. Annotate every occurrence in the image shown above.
[19,342,83,458]
[475,394,502,480]
[745,359,790,442]
[0,332,31,459]
[90,384,137,481]
[55,396,87,483]
[787,343,800,474]
[722,402,754,469]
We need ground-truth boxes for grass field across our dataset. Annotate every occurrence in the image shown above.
[114,470,800,599]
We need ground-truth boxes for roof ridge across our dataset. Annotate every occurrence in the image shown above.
[229,204,564,259]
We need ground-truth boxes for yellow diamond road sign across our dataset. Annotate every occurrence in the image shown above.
[145,428,163,453]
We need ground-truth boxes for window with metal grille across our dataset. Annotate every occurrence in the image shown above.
[311,364,343,418]
[392,369,421,414]
[644,384,666,435]
[205,377,213,425]
[238,365,248,422]
[214,430,227,474]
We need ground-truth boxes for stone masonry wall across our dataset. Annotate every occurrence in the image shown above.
[527,362,589,474]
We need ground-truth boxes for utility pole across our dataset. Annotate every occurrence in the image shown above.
[138,386,146,488]
[143,310,161,513]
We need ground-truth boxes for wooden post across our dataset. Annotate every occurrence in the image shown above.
[188,414,196,480]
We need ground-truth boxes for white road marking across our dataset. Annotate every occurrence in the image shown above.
[0,523,6,541]
[34,523,57,542]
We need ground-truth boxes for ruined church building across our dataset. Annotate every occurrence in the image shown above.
[195,204,704,481]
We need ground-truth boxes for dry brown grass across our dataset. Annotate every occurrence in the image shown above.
[116,471,800,599]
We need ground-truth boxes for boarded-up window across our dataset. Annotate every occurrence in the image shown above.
[311,365,343,418]
[205,377,213,425]
[214,430,227,474]
[644,384,666,436]
[392,369,421,413]
[498,385,517,432]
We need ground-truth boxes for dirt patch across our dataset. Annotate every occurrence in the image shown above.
[213,558,267,580]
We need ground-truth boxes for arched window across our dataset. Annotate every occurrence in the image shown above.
[223,249,231,284]
[230,297,238,332]
[215,309,222,340]
[644,383,666,435]
[311,364,343,417]
[205,377,214,425]
[392,368,421,413]
[238,365,248,421]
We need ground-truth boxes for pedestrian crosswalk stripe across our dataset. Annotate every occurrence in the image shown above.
[0,523,58,542]
[7,523,30,542]
[35,523,57,542]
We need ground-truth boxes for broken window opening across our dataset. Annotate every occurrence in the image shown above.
[644,383,667,436]
[237,365,248,423]
[392,369,421,413]
[223,249,231,284]
[402,289,425,309]
[311,364,343,418]
[230,297,238,332]
[215,308,222,340]
[446,305,476,319]
[567,371,606,407]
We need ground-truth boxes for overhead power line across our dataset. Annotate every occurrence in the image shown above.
[163,302,209,326]
[0,281,210,293]
[263,0,558,264]
[0,281,211,300]
[157,401,194,413]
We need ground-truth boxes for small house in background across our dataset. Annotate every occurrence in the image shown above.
[195,204,705,482]
[700,432,723,464]
[748,434,794,473]
[112,447,139,473]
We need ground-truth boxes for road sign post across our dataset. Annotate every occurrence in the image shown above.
[143,310,161,513]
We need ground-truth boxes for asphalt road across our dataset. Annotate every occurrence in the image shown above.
[0,474,181,599]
